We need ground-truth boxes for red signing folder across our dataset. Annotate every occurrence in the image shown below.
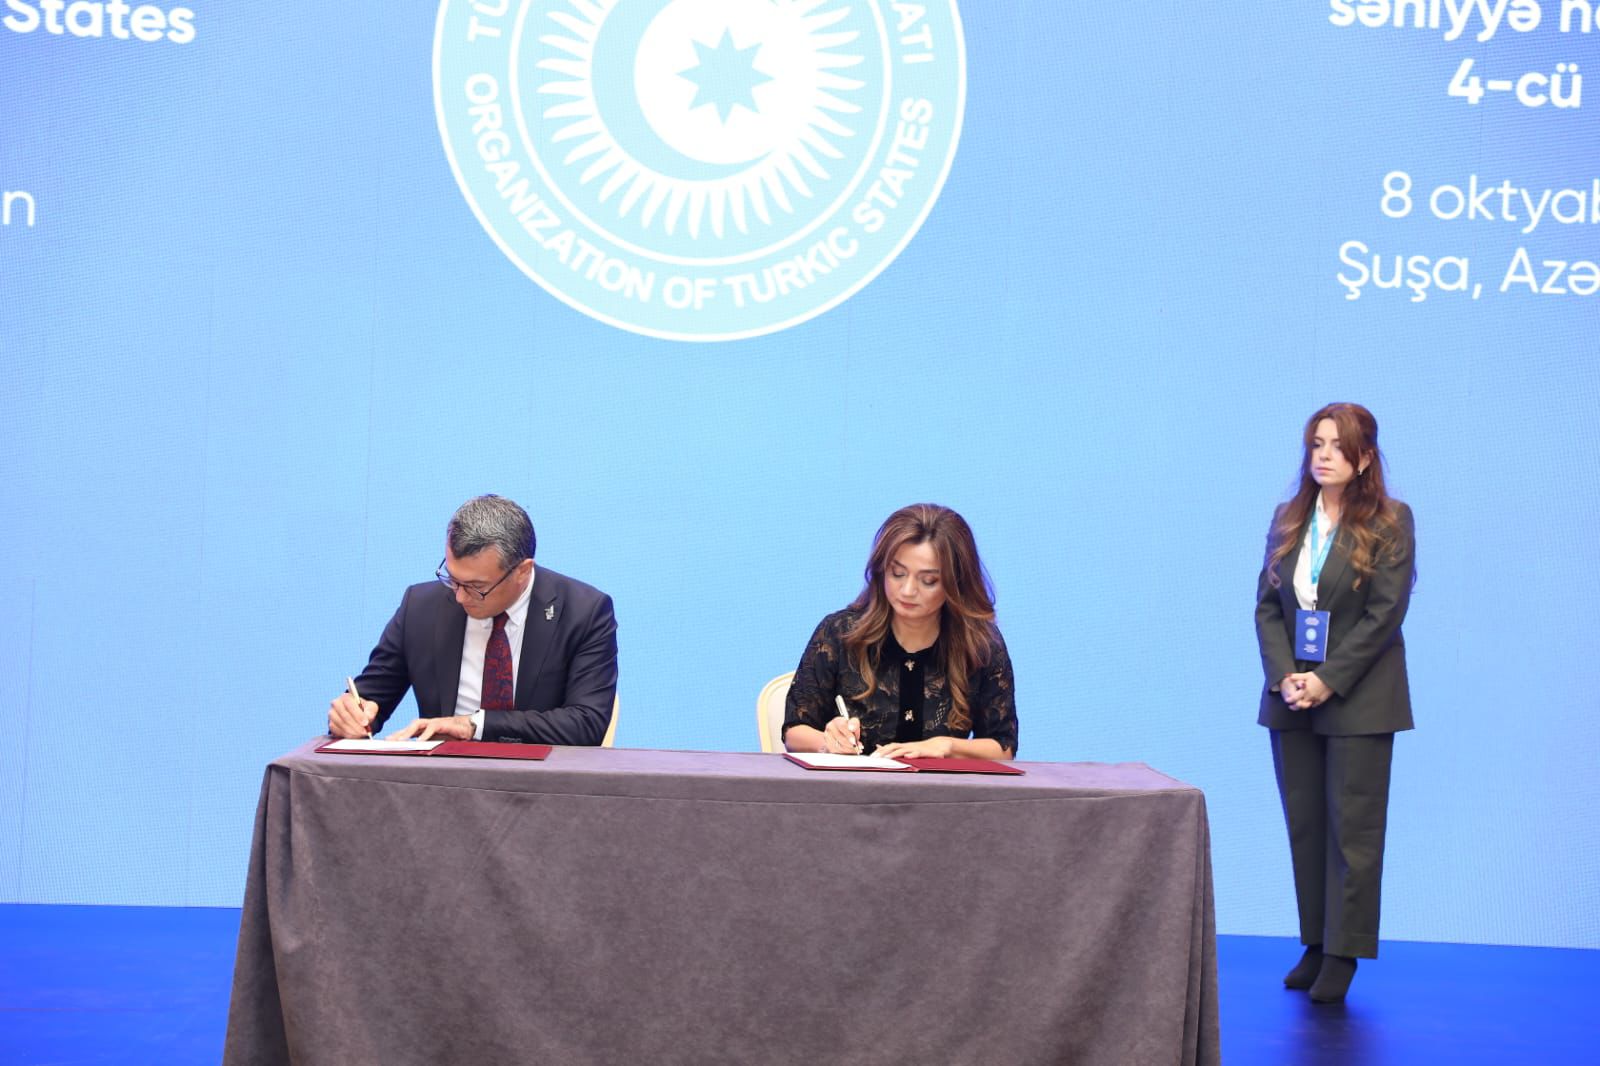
[895,757,1024,775]
[316,739,552,761]
[430,741,552,760]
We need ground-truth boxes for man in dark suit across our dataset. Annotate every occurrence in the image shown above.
[327,495,618,746]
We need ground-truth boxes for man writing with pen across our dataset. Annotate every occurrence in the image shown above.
[327,495,619,746]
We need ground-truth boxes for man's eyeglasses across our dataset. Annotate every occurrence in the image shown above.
[435,558,515,601]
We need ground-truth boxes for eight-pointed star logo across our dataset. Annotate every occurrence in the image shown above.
[434,0,965,342]
[680,29,771,122]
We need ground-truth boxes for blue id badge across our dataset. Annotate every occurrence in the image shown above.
[1295,610,1330,662]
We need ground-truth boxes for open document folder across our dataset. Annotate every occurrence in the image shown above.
[783,752,1023,774]
[315,739,552,760]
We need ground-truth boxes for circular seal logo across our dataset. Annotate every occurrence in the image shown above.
[434,0,965,342]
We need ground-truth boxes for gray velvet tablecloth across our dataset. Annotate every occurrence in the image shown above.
[224,742,1219,1066]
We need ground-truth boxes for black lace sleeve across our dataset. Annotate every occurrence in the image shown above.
[970,630,1019,756]
[782,611,851,741]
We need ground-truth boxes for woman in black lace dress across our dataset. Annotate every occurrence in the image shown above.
[782,504,1017,760]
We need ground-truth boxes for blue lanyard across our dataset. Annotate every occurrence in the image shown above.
[1308,509,1337,586]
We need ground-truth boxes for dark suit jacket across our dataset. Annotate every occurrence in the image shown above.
[1255,502,1415,735]
[354,566,618,746]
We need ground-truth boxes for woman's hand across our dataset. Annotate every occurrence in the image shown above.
[821,716,863,754]
[874,736,955,760]
[1283,672,1333,710]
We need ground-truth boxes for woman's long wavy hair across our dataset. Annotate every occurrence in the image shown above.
[843,504,998,732]
[1267,403,1406,589]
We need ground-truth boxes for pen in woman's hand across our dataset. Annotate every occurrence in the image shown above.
[834,695,862,754]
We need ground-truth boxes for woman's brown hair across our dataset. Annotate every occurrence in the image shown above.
[843,504,998,731]
[1267,403,1407,588]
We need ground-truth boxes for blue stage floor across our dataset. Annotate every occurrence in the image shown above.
[0,904,1593,1064]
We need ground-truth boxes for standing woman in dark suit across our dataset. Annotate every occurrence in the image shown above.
[1256,402,1415,1004]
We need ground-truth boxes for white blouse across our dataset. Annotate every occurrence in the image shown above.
[1292,493,1337,611]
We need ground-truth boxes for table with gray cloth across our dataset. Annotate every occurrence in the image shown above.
[225,741,1219,1066]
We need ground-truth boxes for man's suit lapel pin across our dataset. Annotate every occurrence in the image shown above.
[545,604,556,621]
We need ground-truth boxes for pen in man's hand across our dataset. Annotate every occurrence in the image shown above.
[346,677,371,738]
[834,694,862,754]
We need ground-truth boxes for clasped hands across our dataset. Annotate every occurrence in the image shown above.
[1280,672,1333,711]
[327,693,475,741]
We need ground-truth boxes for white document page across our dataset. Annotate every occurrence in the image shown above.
[321,738,444,753]
[785,752,913,771]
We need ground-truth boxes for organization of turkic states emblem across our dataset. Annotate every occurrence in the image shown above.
[434,0,965,342]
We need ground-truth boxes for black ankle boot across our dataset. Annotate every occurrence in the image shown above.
[1309,954,1357,1003]
[1283,945,1323,989]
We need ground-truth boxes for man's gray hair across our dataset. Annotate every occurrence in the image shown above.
[447,495,536,567]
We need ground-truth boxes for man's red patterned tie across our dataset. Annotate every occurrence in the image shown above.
[482,612,514,711]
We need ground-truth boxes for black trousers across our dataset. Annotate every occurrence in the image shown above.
[1270,730,1395,959]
